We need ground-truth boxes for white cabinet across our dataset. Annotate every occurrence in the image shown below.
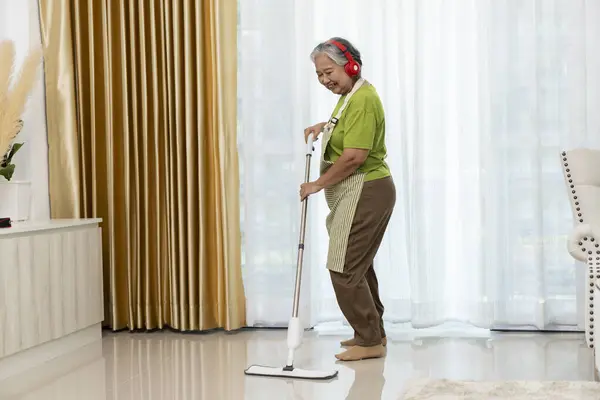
[0,219,104,381]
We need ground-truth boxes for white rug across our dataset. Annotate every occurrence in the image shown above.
[401,379,600,399]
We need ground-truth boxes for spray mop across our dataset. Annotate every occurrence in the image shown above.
[244,133,339,381]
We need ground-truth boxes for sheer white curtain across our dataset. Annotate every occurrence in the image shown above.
[0,0,49,221]
[238,0,600,332]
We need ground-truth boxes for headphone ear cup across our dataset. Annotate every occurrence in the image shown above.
[345,61,360,76]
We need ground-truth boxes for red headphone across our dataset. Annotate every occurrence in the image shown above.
[329,40,361,77]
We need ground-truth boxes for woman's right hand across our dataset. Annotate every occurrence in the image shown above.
[304,122,327,143]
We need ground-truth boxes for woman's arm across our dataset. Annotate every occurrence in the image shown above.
[300,108,376,199]
[315,148,368,189]
[304,122,328,142]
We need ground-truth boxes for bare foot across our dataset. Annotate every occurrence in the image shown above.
[335,345,386,361]
[340,337,387,347]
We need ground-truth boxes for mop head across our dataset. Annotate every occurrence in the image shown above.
[244,365,338,380]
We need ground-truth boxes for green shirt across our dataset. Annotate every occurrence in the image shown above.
[324,83,390,182]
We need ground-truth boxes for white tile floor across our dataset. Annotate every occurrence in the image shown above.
[0,328,594,399]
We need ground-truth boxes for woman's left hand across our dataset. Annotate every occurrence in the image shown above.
[300,182,323,201]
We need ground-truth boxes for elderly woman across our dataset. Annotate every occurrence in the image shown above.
[299,37,396,362]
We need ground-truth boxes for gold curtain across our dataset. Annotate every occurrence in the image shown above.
[37,0,246,331]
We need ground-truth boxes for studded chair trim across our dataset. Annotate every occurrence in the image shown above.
[561,149,600,349]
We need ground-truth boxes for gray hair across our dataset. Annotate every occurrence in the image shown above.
[310,37,363,69]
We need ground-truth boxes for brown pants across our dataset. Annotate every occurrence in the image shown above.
[329,176,396,347]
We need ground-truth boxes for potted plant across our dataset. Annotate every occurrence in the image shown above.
[0,40,42,181]
[0,120,23,181]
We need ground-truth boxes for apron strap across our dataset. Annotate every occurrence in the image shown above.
[320,78,366,157]
[331,78,365,124]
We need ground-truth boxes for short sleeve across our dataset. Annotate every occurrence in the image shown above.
[342,108,376,150]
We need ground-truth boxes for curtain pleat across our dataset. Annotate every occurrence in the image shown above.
[36,0,82,220]
[38,0,246,331]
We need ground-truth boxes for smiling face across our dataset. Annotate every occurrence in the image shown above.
[314,53,354,95]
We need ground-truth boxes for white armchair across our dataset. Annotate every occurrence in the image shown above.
[561,148,600,379]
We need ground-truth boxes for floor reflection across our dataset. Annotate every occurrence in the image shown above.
[0,329,593,399]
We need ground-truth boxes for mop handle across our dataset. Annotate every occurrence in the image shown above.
[305,132,316,158]
[291,132,318,318]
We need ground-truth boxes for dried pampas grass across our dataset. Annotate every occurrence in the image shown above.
[0,39,43,158]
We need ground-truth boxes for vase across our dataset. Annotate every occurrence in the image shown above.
[0,180,32,221]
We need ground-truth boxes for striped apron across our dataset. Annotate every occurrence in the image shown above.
[320,78,367,273]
